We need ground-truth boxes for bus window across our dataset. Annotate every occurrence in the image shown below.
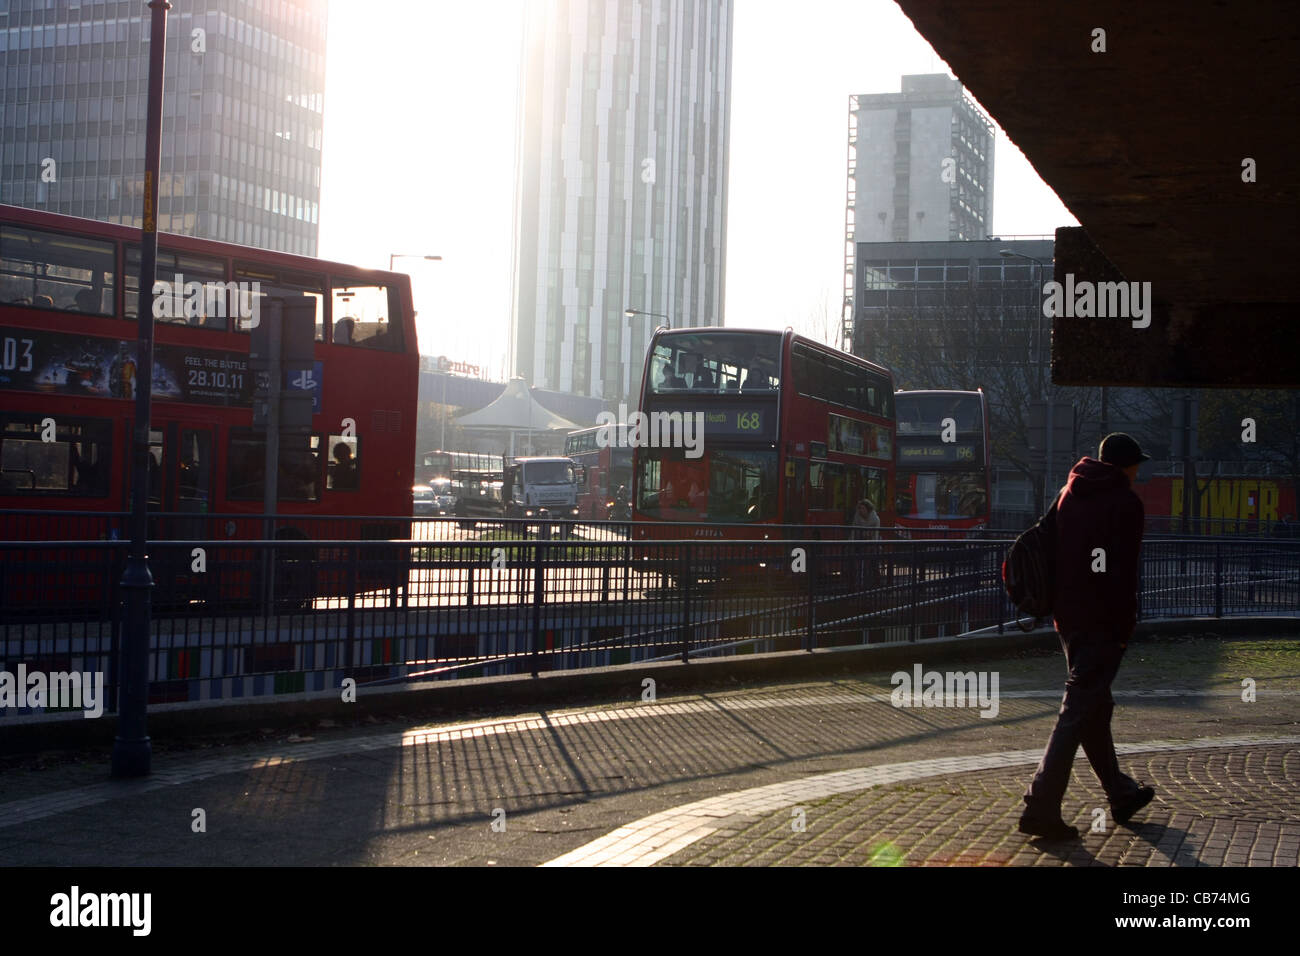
[792,343,892,417]
[235,267,325,339]
[178,429,212,509]
[647,331,781,395]
[125,247,229,328]
[636,449,777,522]
[0,225,115,315]
[331,283,402,351]
[808,461,849,516]
[327,435,360,491]
[227,430,322,501]
[0,416,112,496]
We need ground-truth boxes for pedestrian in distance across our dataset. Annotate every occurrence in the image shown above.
[1019,433,1157,841]
[851,498,881,591]
[851,498,880,540]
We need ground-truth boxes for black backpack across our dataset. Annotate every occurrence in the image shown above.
[1001,499,1059,631]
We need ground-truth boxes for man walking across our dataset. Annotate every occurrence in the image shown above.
[1019,433,1156,840]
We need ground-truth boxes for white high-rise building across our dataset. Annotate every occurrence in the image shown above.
[843,74,996,348]
[509,0,733,403]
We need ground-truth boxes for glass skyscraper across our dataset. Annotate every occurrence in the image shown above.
[509,0,733,403]
[0,0,326,256]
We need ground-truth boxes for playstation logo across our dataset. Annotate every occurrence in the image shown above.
[290,369,317,390]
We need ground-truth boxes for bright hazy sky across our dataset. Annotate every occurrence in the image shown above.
[317,0,1077,380]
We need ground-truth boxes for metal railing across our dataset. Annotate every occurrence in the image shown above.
[1,530,1296,718]
[6,508,1296,546]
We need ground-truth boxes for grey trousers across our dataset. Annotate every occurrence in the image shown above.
[1024,630,1141,814]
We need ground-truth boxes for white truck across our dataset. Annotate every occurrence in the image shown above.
[502,457,584,535]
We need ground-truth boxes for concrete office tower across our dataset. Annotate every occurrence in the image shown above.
[0,0,326,256]
[842,74,995,348]
[509,0,733,402]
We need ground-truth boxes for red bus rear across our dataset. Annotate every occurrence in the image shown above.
[631,328,895,540]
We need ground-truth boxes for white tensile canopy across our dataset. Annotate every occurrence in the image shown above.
[454,376,581,457]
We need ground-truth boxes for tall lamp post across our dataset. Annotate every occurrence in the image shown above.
[113,0,170,779]
[999,249,1056,512]
[389,253,442,271]
[623,308,671,402]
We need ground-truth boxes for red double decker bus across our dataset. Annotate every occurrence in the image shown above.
[0,204,418,599]
[565,424,632,520]
[893,389,991,535]
[631,328,894,539]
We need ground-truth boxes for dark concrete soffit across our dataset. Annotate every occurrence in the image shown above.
[894,0,1299,387]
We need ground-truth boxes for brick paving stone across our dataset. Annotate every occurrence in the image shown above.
[665,744,1300,867]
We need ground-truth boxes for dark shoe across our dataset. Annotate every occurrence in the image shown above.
[1018,812,1079,841]
[1111,785,1155,825]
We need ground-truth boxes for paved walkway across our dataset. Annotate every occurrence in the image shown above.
[1,636,1296,866]
[546,737,1300,866]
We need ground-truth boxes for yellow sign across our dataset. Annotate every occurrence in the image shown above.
[1171,479,1279,526]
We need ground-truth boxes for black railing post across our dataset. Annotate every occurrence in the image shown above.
[993,543,1005,635]
[531,540,545,677]
[1136,542,1145,622]
[805,541,816,651]
[679,544,692,663]
[345,542,358,670]
[909,543,920,643]
[1214,541,1223,618]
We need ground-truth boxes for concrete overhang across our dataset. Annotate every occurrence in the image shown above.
[895,1,1299,387]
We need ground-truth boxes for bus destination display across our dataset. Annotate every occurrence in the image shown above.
[898,441,981,464]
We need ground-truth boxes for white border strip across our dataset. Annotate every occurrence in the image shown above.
[540,734,1300,867]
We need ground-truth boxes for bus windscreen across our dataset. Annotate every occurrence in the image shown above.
[635,448,779,523]
[647,331,782,395]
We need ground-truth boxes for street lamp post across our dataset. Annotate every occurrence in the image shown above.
[622,308,671,402]
[624,307,670,327]
[113,0,171,779]
[1000,249,1056,512]
[389,253,442,271]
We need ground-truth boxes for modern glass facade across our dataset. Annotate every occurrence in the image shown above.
[852,237,1053,524]
[509,0,733,403]
[0,0,326,256]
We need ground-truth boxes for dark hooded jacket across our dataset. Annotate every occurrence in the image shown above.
[1052,457,1144,636]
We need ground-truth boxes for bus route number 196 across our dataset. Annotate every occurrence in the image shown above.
[2,337,35,372]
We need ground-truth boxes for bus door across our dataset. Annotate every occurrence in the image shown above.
[146,423,214,539]
[783,457,807,527]
[914,473,937,518]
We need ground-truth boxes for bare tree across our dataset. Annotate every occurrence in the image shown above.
[797,284,840,346]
